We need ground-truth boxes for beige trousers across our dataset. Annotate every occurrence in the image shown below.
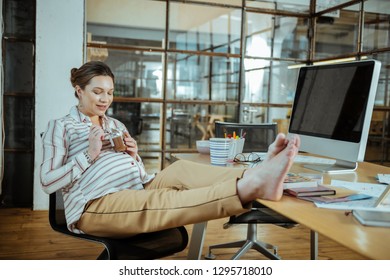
[77,160,248,238]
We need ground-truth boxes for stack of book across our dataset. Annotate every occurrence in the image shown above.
[284,185,336,197]
[283,173,336,198]
[352,185,390,227]
[283,173,322,189]
[352,210,390,228]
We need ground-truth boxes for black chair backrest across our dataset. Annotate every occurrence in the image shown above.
[215,121,277,152]
[49,190,68,231]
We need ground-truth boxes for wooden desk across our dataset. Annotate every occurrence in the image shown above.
[172,153,390,260]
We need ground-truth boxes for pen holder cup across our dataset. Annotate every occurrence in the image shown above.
[227,138,245,161]
[209,138,232,166]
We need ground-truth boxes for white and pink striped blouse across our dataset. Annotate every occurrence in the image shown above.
[40,106,154,233]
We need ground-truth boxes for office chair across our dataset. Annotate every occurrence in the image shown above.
[49,189,188,259]
[215,122,278,153]
[205,121,297,260]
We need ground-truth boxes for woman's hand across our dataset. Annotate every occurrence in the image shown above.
[123,131,138,159]
[87,125,104,160]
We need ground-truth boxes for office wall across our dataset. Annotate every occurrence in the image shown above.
[0,2,3,196]
[34,0,84,210]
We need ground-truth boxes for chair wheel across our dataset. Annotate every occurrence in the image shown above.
[204,252,216,260]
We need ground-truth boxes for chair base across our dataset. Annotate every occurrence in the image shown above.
[204,224,281,260]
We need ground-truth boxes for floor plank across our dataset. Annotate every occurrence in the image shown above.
[0,208,367,260]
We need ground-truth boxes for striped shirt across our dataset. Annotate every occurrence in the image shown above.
[40,106,155,234]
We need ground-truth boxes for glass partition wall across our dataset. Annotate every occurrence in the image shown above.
[86,0,390,170]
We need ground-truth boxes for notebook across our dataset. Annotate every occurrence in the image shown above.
[352,210,390,227]
[352,185,390,227]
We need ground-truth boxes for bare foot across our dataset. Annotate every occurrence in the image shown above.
[237,138,299,203]
[264,133,288,161]
[264,133,300,161]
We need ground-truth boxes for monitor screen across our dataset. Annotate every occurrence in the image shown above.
[288,59,381,173]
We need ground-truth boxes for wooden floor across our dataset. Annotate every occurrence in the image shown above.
[0,208,367,260]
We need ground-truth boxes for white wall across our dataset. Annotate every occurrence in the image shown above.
[34,0,85,210]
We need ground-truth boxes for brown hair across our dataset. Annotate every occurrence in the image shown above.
[70,61,115,98]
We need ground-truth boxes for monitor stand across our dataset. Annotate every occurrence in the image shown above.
[303,159,358,174]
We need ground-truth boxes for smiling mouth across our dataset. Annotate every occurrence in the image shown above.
[96,105,107,111]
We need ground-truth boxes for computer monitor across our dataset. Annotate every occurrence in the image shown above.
[288,59,382,173]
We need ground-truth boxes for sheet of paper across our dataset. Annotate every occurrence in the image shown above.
[330,180,386,197]
[314,197,379,210]
[314,180,389,211]
[377,174,390,184]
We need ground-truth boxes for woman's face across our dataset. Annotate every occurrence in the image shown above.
[76,75,114,117]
